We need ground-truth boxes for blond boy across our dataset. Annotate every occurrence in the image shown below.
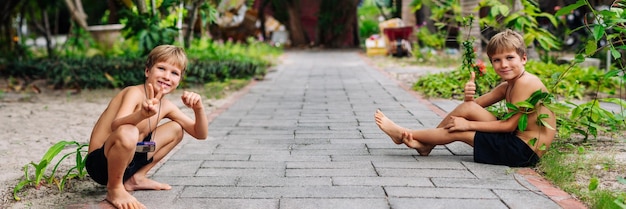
[86,45,208,208]
[375,29,556,167]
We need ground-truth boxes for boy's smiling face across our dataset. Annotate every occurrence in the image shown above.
[145,61,183,95]
[489,50,527,81]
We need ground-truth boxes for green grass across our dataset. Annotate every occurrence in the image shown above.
[536,141,626,209]
[203,79,250,99]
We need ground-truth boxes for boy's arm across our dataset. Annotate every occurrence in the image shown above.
[449,79,543,133]
[110,87,148,131]
[474,82,507,108]
[168,91,208,139]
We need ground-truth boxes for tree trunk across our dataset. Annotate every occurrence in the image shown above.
[184,0,202,49]
[285,0,307,46]
[135,0,148,14]
[401,0,417,42]
[63,0,88,30]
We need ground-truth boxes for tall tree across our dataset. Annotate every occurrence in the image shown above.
[283,0,307,46]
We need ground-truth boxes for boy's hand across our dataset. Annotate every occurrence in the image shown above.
[181,91,203,110]
[142,83,163,118]
[444,116,470,132]
[464,71,476,102]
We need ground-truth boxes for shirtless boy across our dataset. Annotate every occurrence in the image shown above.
[375,29,557,167]
[86,45,208,208]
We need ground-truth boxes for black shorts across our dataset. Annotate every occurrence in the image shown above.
[473,131,540,167]
[85,134,154,185]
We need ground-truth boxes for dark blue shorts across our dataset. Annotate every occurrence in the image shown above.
[85,134,154,185]
[473,131,539,167]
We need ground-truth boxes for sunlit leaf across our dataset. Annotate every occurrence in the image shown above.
[506,102,518,111]
[516,101,534,109]
[585,40,597,56]
[592,25,604,41]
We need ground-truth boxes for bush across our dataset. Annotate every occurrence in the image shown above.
[0,38,281,89]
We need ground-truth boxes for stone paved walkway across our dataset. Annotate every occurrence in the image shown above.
[133,50,569,209]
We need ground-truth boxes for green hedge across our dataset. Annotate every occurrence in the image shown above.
[1,56,268,89]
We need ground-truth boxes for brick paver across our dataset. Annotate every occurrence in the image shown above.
[133,50,566,209]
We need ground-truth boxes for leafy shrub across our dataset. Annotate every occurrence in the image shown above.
[414,60,624,100]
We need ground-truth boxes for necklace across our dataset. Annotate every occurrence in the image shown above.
[506,70,525,102]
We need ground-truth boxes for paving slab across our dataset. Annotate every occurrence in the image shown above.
[136,50,565,208]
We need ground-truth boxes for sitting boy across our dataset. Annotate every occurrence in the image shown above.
[375,29,557,167]
[86,45,208,208]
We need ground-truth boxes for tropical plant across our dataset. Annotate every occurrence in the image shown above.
[479,0,561,52]
[119,0,181,55]
[13,141,88,201]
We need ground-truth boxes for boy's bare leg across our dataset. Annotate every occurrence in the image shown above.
[374,110,435,155]
[104,125,146,209]
[374,109,407,144]
[124,121,184,191]
[400,132,433,156]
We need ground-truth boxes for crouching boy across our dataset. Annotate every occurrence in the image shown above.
[86,45,208,208]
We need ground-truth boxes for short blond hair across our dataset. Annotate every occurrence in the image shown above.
[486,29,526,59]
[145,45,188,72]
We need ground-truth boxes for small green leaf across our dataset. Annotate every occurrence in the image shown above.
[588,177,599,191]
[528,138,537,146]
[555,0,586,16]
[518,114,528,132]
[515,101,534,109]
[574,54,585,64]
[610,47,622,59]
[602,69,621,80]
[592,25,605,41]
[506,102,519,111]
[539,118,555,130]
[502,111,517,120]
[585,40,597,56]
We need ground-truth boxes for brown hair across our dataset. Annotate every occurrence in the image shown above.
[486,29,526,59]
[145,45,188,72]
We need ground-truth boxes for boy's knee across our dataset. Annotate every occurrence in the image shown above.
[172,122,184,141]
[113,125,140,148]
[460,101,481,110]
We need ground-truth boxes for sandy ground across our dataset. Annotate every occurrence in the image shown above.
[0,84,239,208]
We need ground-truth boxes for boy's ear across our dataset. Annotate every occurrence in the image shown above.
[145,67,150,77]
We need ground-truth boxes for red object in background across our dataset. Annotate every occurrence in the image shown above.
[382,26,414,42]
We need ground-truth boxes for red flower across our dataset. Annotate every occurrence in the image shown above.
[476,59,486,75]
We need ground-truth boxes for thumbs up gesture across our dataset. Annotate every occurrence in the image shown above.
[464,71,476,102]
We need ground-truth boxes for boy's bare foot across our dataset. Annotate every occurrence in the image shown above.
[124,175,172,191]
[374,109,406,144]
[401,132,432,156]
[106,186,146,209]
